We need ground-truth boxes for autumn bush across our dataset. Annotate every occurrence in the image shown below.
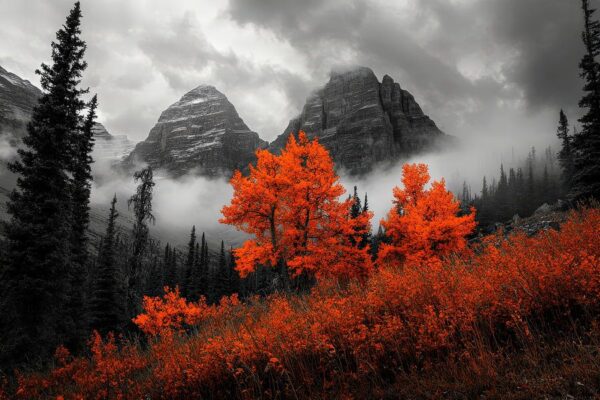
[379,163,476,266]
[6,206,600,399]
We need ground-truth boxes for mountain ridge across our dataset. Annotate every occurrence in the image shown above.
[269,66,451,175]
[124,85,267,177]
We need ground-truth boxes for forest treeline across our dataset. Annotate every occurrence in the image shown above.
[0,0,599,391]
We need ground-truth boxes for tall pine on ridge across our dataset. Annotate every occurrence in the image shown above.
[0,2,93,366]
[573,0,600,200]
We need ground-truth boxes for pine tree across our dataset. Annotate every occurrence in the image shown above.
[572,0,600,200]
[496,164,509,220]
[145,254,163,297]
[203,238,213,301]
[127,166,156,317]
[557,110,575,192]
[0,2,91,366]
[67,94,97,349]
[163,244,176,290]
[183,226,197,296]
[189,232,207,300]
[350,186,362,218]
[526,149,536,214]
[215,240,228,301]
[228,247,241,295]
[89,195,124,335]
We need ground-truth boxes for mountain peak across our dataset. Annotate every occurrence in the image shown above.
[269,69,448,175]
[329,65,375,79]
[0,65,40,93]
[125,84,266,177]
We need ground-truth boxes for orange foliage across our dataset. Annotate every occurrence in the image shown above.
[220,131,373,280]
[132,286,208,336]
[379,163,476,266]
[10,208,600,399]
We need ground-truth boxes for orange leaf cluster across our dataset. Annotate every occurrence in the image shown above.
[132,286,208,336]
[220,131,373,280]
[379,163,476,266]
[10,208,600,399]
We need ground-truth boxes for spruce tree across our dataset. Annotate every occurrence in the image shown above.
[162,244,174,289]
[215,240,228,301]
[228,247,241,296]
[496,164,509,220]
[0,1,91,366]
[350,186,361,218]
[556,110,574,194]
[67,94,97,349]
[188,233,206,300]
[572,0,600,200]
[183,226,197,296]
[203,238,213,301]
[127,166,156,317]
[89,195,124,335]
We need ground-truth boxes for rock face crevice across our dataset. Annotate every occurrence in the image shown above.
[269,67,449,175]
[125,85,266,177]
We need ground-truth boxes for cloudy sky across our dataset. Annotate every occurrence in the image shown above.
[0,0,589,144]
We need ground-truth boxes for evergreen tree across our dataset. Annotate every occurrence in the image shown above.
[526,149,536,214]
[228,247,241,295]
[89,195,124,335]
[127,166,156,317]
[145,254,163,297]
[350,186,362,218]
[67,94,97,349]
[169,248,179,290]
[189,232,207,300]
[203,238,213,301]
[163,244,176,290]
[0,2,91,366]
[215,240,228,301]
[183,226,197,296]
[515,167,526,215]
[572,0,600,200]
[557,109,575,192]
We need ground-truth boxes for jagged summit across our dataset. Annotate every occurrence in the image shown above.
[124,85,267,177]
[269,66,450,175]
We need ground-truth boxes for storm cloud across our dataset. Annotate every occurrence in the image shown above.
[0,0,590,144]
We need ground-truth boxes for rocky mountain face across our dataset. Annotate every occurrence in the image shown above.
[0,65,42,144]
[0,65,135,165]
[125,85,267,177]
[91,123,136,163]
[269,67,449,175]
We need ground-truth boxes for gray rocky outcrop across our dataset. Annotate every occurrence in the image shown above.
[269,66,451,175]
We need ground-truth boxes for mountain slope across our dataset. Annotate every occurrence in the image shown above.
[269,67,451,175]
[124,85,267,177]
[0,65,135,164]
[92,123,136,163]
[0,65,43,144]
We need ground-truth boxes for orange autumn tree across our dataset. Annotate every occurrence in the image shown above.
[220,131,373,280]
[379,163,476,266]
